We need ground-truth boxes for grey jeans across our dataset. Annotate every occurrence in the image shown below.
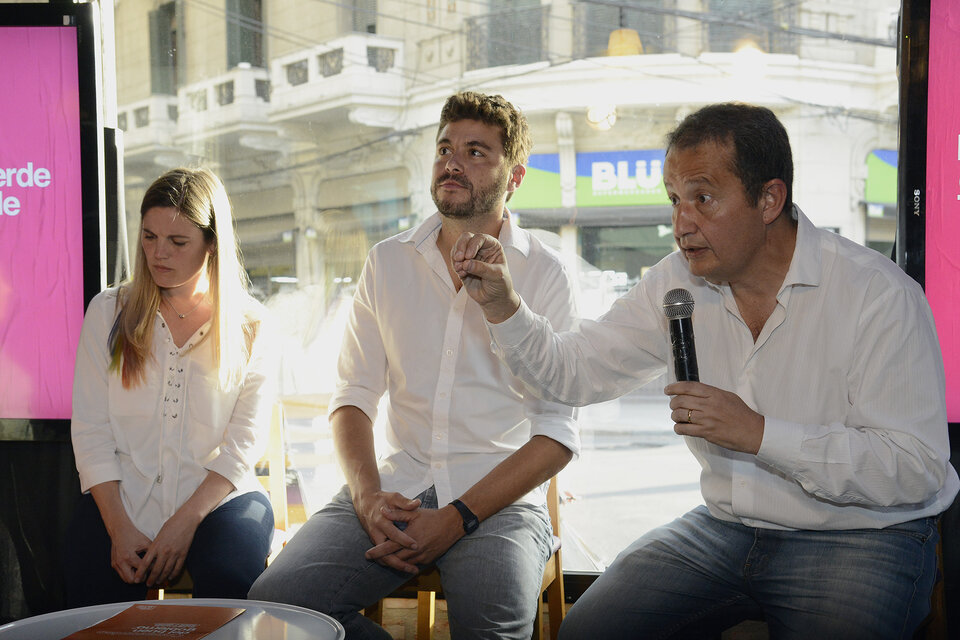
[248,485,553,639]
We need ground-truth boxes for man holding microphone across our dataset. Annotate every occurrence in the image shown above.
[453,102,958,639]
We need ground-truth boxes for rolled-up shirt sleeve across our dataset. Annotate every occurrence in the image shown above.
[206,315,279,488]
[328,253,388,423]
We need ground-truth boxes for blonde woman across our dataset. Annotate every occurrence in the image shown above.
[64,168,277,606]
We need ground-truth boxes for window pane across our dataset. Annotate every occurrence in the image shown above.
[111,0,902,574]
[227,0,264,68]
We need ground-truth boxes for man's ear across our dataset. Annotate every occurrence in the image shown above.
[506,164,526,194]
[760,179,788,224]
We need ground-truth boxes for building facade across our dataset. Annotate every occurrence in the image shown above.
[115,0,900,307]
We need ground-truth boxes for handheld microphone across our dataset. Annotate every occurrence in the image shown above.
[662,288,699,382]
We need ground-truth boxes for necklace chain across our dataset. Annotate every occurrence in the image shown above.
[164,295,204,319]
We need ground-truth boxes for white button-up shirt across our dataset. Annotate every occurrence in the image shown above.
[490,207,960,529]
[329,212,579,507]
[71,289,277,538]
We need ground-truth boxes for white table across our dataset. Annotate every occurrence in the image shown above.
[0,598,345,640]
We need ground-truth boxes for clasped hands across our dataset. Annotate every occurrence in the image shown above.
[357,491,463,574]
[111,511,200,587]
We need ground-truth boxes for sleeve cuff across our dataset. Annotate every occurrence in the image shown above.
[78,463,123,494]
[756,416,804,469]
[206,451,246,489]
[486,299,536,350]
[529,416,581,459]
[328,386,381,424]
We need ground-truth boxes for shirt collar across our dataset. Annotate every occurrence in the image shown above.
[401,209,530,257]
[779,204,821,290]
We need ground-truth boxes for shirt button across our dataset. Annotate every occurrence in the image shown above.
[445,349,453,356]
[435,434,443,440]
[434,463,442,469]
[439,392,447,398]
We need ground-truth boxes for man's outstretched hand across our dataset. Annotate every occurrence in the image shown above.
[451,232,521,323]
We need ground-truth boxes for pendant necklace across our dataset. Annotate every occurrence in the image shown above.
[164,295,204,319]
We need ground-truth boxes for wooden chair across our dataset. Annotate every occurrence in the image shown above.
[363,476,566,640]
[148,402,288,599]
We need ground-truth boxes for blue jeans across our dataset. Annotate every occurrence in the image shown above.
[248,485,553,640]
[63,491,274,607]
[559,505,939,640]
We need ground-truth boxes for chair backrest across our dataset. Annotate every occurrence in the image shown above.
[258,402,288,532]
[546,475,560,538]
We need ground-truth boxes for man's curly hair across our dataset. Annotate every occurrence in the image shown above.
[438,91,532,167]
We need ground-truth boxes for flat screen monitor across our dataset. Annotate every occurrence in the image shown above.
[0,2,103,423]
[899,6,960,627]
[898,0,960,424]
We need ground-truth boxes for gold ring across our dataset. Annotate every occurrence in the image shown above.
[687,408,693,424]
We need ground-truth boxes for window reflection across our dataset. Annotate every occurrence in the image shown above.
[110,0,901,572]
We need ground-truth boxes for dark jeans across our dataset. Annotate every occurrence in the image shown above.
[558,505,939,640]
[62,491,273,607]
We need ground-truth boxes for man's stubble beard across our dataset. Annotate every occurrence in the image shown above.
[431,167,510,220]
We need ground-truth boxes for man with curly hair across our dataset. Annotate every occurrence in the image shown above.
[250,91,580,639]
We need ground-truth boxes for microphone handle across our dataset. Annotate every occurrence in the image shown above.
[669,317,700,382]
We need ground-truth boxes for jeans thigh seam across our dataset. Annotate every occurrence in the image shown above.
[897,527,937,639]
[330,555,406,608]
[660,593,752,638]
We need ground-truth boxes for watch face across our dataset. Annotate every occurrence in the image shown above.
[463,516,479,534]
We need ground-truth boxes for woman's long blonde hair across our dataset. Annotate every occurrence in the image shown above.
[109,167,256,390]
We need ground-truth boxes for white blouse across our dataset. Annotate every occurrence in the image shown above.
[71,288,278,538]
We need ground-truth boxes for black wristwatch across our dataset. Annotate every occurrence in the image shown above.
[449,499,479,535]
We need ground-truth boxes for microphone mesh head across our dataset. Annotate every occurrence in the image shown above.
[662,288,695,319]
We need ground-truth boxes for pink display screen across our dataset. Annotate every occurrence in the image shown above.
[0,27,85,420]
[925,0,960,422]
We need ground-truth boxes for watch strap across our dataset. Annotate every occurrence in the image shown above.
[449,499,479,534]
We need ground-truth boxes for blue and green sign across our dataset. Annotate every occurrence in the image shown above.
[511,150,670,210]
[575,150,669,207]
[864,149,897,204]
[510,154,562,209]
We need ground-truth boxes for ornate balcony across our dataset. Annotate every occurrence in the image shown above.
[268,34,405,127]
